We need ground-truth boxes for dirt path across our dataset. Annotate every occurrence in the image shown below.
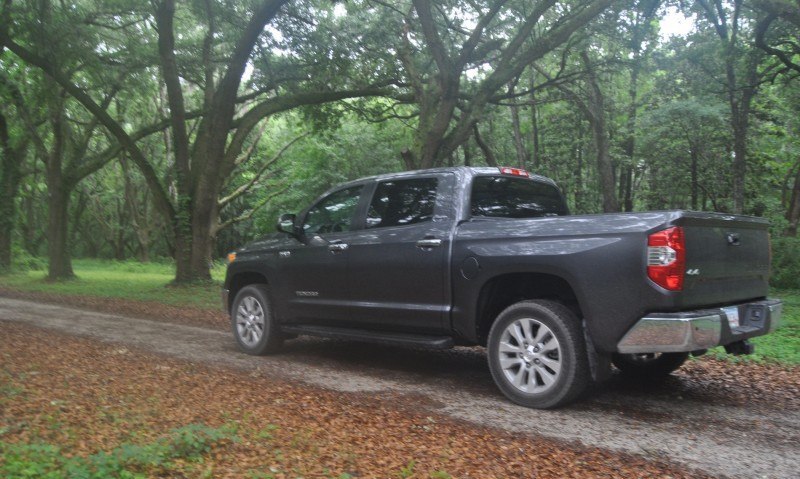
[1,296,798,478]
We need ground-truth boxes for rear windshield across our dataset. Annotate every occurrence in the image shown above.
[470,176,567,218]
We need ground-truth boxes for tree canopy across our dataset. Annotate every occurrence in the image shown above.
[0,0,798,281]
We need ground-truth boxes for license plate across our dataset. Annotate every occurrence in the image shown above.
[723,306,740,329]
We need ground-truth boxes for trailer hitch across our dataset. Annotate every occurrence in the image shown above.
[724,340,755,356]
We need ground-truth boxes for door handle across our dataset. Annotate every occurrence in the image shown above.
[416,238,442,248]
[328,243,349,253]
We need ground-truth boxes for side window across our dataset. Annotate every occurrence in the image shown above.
[366,178,438,229]
[303,186,362,235]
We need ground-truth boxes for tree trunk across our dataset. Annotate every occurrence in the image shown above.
[473,124,498,167]
[785,161,800,236]
[0,110,21,270]
[47,180,74,281]
[620,60,637,213]
[731,111,749,214]
[22,177,37,255]
[173,197,193,282]
[44,88,75,281]
[530,75,541,169]
[508,81,529,169]
[120,153,152,262]
[697,0,760,214]
[581,51,619,213]
[189,186,217,281]
[574,123,584,213]
[690,145,699,210]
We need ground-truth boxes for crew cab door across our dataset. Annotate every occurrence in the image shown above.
[345,173,455,333]
[275,185,365,324]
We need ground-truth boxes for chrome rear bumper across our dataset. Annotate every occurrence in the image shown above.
[616,299,782,354]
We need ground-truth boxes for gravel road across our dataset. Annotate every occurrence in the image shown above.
[1,296,797,479]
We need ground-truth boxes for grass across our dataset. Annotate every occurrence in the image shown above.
[0,259,226,310]
[0,259,797,365]
[706,288,800,365]
[0,423,237,479]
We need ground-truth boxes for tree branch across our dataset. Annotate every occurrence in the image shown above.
[220,132,308,209]
[222,87,391,177]
[755,12,800,74]
[155,0,191,192]
[216,184,290,233]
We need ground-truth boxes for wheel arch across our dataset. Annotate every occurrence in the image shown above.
[226,271,269,313]
[474,272,584,346]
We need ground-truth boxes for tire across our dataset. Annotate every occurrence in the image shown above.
[231,284,283,355]
[611,352,689,378]
[487,300,590,409]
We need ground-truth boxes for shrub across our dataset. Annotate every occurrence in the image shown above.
[5,245,46,273]
[771,236,800,289]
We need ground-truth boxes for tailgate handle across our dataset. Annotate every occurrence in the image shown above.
[416,238,442,248]
[726,233,741,246]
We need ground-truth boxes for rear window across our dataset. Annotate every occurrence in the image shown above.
[471,176,567,218]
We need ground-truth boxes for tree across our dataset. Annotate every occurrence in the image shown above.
[380,0,618,169]
[2,0,393,281]
[0,0,154,279]
[751,0,800,234]
[0,76,25,271]
[617,0,660,211]
[638,100,731,210]
[693,0,766,214]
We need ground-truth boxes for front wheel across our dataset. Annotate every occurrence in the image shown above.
[231,284,283,355]
[612,352,689,378]
[487,300,590,409]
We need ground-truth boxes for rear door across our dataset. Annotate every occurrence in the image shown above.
[345,173,456,333]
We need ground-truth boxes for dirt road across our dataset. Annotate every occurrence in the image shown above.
[1,296,797,478]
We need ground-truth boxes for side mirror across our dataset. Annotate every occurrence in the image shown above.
[277,213,298,236]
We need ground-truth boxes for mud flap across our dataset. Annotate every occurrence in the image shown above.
[584,322,612,382]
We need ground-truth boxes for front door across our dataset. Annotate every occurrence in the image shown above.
[277,185,364,324]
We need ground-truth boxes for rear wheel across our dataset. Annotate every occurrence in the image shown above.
[612,352,689,378]
[487,300,589,409]
[231,284,283,355]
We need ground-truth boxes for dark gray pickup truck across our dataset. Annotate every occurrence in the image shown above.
[223,167,782,408]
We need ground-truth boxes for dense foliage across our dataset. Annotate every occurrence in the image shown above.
[0,0,798,282]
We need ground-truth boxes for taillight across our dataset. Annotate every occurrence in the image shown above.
[647,226,685,291]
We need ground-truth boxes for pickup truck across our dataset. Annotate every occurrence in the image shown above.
[223,166,782,408]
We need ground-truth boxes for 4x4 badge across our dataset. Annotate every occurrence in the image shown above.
[686,269,700,275]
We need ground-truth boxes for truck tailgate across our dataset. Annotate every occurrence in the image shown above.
[675,212,771,308]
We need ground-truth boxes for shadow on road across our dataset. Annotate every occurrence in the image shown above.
[271,337,759,412]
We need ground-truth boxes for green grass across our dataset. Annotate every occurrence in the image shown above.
[0,423,236,479]
[0,259,226,310]
[706,288,800,365]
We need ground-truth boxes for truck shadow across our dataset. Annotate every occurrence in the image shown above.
[275,337,768,410]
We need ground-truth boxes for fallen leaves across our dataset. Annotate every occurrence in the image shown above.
[0,322,711,479]
[0,286,228,331]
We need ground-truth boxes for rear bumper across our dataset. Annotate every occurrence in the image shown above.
[616,299,782,354]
